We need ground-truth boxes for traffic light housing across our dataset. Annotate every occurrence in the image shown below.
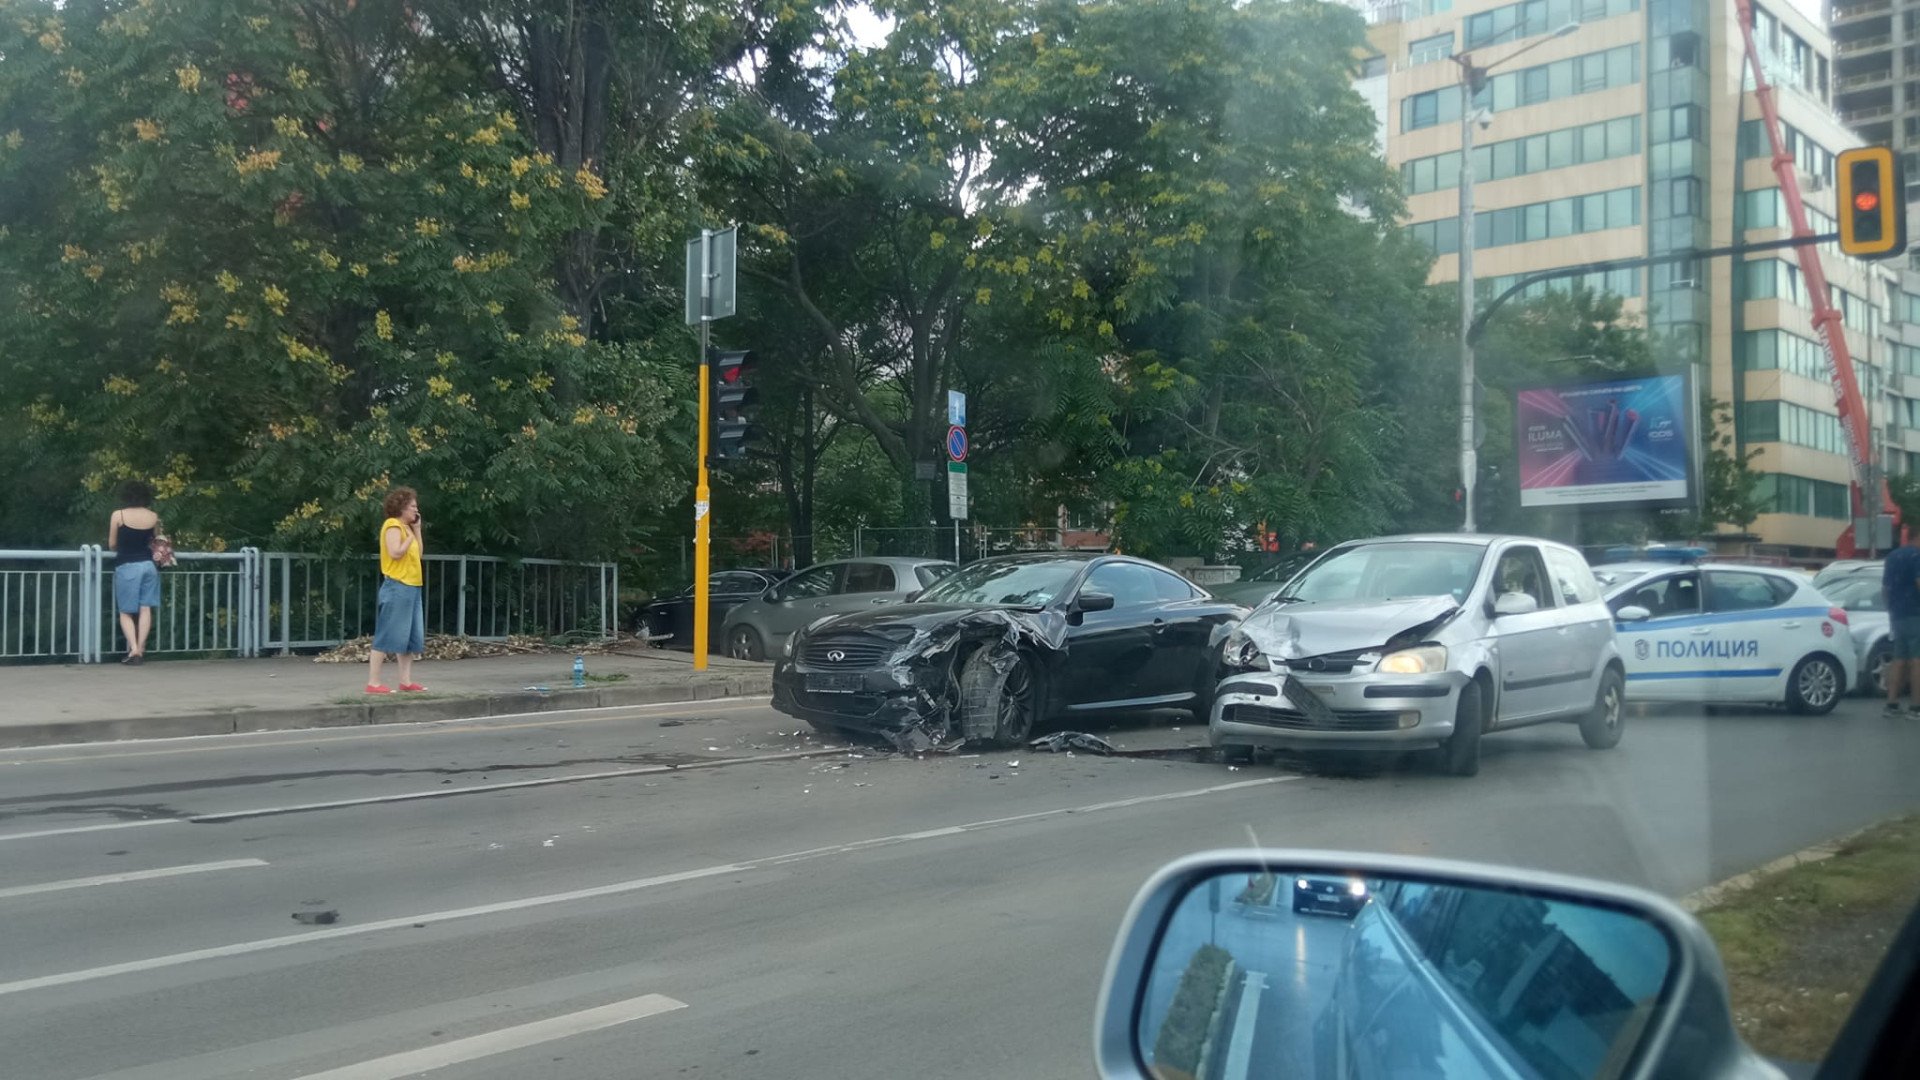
[708,347,757,462]
[1837,146,1906,260]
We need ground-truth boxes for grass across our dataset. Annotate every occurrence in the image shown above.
[1697,815,1920,1064]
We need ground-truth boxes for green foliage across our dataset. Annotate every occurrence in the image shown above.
[0,0,679,556]
[1150,942,1232,1077]
[1696,397,1764,536]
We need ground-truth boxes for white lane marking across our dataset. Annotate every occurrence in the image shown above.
[0,858,267,901]
[4,697,773,764]
[287,993,687,1080]
[1222,970,1267,1080]
[0,773,1297,999]
[0,819,181,843]
[0,747,851,842]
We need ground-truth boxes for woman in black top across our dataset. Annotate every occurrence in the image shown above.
[107,481,163,664]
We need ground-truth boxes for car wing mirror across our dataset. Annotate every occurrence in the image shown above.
[1493,591,1540,617]
[903,589,923,603]
[1616,604,1652,623]
[1095,850,1766,1080]
[1076,590,1117,613]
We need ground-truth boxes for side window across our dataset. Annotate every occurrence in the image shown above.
[1611,573,1702,618]
[1083,563,1158,608]
[712,572,761,594]
[772,565,837,601]
[1148,568,1200,602]
[916,563,957,588]
[841,562,896,594]
[1707,571,1783,613]
[1491,547,1554,607]
[1765,576,1800,606]
[1542,548,1602,606]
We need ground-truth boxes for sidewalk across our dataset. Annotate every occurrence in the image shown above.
[0,648,771,748]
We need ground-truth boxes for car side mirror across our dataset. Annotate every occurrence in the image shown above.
[1492,591,1540,617]
[1616,604,1652,623]
[903,589,923,603]
[1095,850,1768,1080]
[1076,590,1116,613]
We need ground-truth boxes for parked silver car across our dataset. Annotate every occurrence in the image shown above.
[1210,534,1626,776]
[719,557,956,661]
[1820,567,1888,695]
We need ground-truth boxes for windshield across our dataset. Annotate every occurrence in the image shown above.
[914,560,1082,607]
[1284,542,1486,604]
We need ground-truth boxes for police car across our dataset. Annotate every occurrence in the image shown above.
[1597,562,1853,714]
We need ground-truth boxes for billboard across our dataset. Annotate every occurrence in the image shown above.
[1516,375,1690,508]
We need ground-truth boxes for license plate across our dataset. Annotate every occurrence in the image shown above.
[1282,676,1339,726]
[806,672,863,694]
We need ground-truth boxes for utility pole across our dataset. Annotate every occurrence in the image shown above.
[693,230,713,670]
[1453,22,1579,532]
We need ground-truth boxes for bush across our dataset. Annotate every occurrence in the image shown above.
[1151,943,1233,1076]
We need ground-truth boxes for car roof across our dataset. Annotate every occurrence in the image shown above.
[969,551,1106,564]
[798,556,953,570]
[1330,533,1589,551]
[1599,561,1812,586]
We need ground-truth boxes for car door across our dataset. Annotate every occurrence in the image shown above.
[1137,565,1216,701]
[1608,571,1706,699]
[1541,546,1612,713]
[826,561,904,616]
[1483,543,1566,723]
[1060,562,1156,709]
[1702,569,1802,701]
[757,563,844,638]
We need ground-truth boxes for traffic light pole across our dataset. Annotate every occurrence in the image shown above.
[693,233,713,672]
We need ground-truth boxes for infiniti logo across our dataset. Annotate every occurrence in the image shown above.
[827,649,846,663]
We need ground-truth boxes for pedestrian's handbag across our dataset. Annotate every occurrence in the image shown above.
[149,532,177,569]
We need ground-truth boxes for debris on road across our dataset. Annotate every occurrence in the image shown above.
[292,908,339,925]
[1029,731,1119,756]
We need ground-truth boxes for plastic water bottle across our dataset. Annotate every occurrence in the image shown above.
[572,655,586,688]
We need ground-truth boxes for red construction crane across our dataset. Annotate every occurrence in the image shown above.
[1733,0,1891,554]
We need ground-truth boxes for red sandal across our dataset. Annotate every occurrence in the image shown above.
[399,683,428,693]
[365,684,394,694]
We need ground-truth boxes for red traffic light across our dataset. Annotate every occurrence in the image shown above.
[1855,190,1880,213]
[719,365,743,384]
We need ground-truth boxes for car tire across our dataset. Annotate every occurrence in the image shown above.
[959,647,1039,748]
[1787,654,1843,716]
[1439,678,1484,777]
[1865,641,1890,697]
[727,626,765,662]
[1580,667,1625,750]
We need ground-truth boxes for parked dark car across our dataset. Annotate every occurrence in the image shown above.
[635,568,791,651]
[770,552,1247,749]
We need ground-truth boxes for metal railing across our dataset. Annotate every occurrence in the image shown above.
[1838,34,1893,56]
[1832,0,1893,19]
[0,547,615,663]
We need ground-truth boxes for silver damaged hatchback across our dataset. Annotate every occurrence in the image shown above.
[1210,535,1626,776]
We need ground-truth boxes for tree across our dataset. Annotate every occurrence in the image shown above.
[0,0,679,556]
[1694,397,1764,537]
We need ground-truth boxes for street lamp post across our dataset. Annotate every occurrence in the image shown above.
[1453,22,1579,532]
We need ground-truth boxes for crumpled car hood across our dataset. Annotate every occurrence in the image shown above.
[808,602,1018,636]
[1239,595,1462,660]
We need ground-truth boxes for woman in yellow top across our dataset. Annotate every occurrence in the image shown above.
[367,486,427,694]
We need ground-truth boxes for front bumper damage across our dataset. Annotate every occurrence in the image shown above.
[771,609,1068,751]
[1209,669,1466,752]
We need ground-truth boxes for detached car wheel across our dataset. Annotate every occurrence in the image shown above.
[959,647,1038,748]
[1787,654,1843,716]
[727,626,764,662]
[1580,667,1625,750]
[1440,679,1484,777]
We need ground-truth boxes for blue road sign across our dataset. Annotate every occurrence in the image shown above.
[946,425,968,462]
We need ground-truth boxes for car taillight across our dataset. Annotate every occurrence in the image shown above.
[1829,606,1850,626]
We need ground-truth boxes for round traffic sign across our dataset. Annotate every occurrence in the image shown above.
[946,425,968,462]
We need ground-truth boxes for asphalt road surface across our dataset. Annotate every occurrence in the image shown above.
[3,697,1918,1080]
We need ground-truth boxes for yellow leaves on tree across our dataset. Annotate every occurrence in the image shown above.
[176,64,202,93]
[574,167,607,201]
[234,149,282,176]
[374,311,394,340]
[132,118,163,142]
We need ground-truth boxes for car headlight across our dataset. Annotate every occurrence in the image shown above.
[1347,879,1367,897]
[781,631,800,659]
[1295,877,1309,890]
[1222,631,1268,671]
[1378,645,1447,675]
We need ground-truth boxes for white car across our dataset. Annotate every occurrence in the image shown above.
[1818,568,1888,695]
[1599,562,1854,714]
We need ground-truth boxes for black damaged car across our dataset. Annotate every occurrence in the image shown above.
[771,553,1247,750]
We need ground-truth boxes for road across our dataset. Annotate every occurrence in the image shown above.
[2,697,1917,1080]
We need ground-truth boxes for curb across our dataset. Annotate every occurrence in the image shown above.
[0,673,774,749]
[1679,823,1875,913]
